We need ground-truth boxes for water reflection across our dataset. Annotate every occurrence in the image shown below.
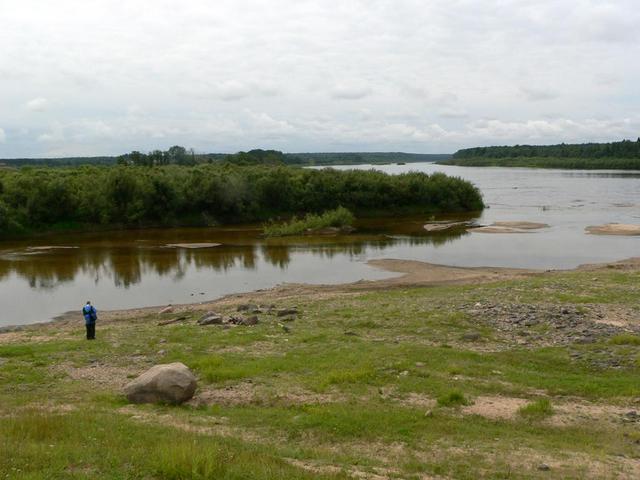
[559,171,640,179]
[0,223,472,291]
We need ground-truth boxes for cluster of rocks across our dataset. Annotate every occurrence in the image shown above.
[197,304,299,327]
[461,302,638,347]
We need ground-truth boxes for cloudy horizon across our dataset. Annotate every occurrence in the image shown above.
[1,0,639,158]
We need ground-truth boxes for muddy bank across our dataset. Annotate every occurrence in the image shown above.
[586,224,640,236]
[471,221,549,234]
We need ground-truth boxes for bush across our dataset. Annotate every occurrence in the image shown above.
[263,207,355,237]
[436,390,469,407]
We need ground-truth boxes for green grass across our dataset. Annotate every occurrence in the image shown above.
[2,267,640,478]
[263,207,355,237]
[0,411,342,479]
[609,334,640,346]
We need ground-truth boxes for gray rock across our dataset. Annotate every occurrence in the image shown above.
[198,312,223,325]
[239,315,259,326]
[537,463,551,471]
[227,315,259,326]
[124,362,197,405]
[277,307,298,317]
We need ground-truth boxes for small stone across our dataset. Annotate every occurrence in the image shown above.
[415,362,425,367]
[237,304,258,312]
[537,463,551,471]
[461,332,481,341]
[157,350,166,355]
[399,370,409,377]
[277,307,299,317]
[425,409,433,417]
[158,305,173,314]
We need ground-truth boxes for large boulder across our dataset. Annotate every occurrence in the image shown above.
[124,362,197,404]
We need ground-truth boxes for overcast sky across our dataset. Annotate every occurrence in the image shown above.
[0,0,638,157]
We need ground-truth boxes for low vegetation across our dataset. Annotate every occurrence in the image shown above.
[263,207,355,237]
[0,164,483,238]
[2,264,640,478]
[518,398,555,420]
[436,390,469,407]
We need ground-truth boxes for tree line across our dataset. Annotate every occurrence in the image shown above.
[452,139,640,160]
[439,156,640,170]
[1,149,452,168]
[0,164,484,238]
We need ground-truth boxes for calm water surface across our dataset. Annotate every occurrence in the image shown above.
[1,163,639,327]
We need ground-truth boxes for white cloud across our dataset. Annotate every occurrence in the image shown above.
[25,97,49,112]
[520,87,559,102]
[0,0,638,156]
[216,81,250,102]
[330,83,372,100]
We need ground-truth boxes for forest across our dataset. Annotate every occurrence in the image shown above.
[284,152,450,165]
[0,163,483,238]
[442,139,640,169]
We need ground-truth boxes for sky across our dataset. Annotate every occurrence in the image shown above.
[0,0,639,157]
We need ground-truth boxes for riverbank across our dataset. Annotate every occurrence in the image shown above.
[438,156,640,170]
[2,258,640,478]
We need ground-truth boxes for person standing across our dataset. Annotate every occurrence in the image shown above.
[82,301,97,340]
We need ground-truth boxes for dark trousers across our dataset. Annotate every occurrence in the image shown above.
[86,322,96,340]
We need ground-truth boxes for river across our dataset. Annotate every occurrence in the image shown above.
[1,163,638,327]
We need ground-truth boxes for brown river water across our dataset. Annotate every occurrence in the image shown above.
[1,163,639,327]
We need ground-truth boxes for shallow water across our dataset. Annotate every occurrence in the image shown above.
[1,163,639,327]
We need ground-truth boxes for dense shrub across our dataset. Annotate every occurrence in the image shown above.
[0,165,483,238]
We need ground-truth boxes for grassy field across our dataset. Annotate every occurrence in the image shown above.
[1,262,640,479]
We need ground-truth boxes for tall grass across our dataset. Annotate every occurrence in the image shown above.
[518,398,554,419]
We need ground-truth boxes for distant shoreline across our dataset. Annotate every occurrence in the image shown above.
[438,156,640,170]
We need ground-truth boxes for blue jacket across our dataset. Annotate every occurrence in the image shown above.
[82,305,97,325]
